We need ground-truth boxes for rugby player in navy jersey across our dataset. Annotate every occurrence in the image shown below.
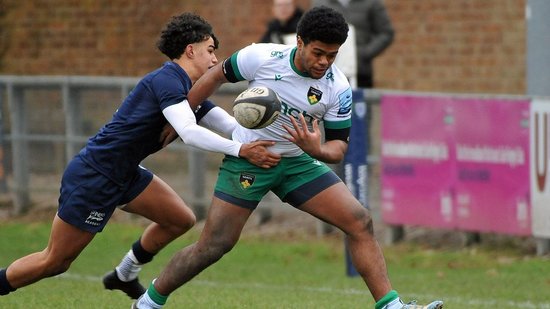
[0,13,280,300]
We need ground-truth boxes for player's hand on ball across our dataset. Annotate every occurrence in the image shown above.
[283,114,322,157]
[239,140,281,168]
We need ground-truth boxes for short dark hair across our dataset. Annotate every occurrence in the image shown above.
[296,6,348,45]
[157,13,219,60]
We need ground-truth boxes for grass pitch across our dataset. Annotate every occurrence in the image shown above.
[0,219,549,309]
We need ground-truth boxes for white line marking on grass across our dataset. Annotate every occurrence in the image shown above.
[58,272,550,308]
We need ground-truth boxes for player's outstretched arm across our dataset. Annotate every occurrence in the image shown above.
[163,101,280,168]
[160,103,239,148]
[197,105,239,136]
[187,62,228,109]
[163,101,241,156]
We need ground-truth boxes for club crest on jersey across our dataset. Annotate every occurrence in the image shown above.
[239,173,255,189]
[307,87,323,105]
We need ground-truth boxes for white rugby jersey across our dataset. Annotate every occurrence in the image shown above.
[225,43,352,157]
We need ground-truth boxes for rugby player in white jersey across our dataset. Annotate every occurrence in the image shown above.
[134,6,443,309]
[0,13,280,301]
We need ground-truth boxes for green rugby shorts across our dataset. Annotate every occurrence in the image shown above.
[214,153,341,209]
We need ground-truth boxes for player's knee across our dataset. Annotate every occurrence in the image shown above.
[363,214,374,235]
[177,212,197,236]
[39,246,80,277]
[213,241,234,256]
[43,257,73,278]
[182,212,197,231]
[203,239,235,262]
[167,210,196,236]
[348,207,374,237]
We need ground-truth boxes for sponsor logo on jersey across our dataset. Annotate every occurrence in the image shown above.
[281,101,318,124]
[275,74,283,81]
[239,173,255,189]
[325,72,334,81]
[307,87,323,105]
[337,87,353,116]
[270,51,284,59]
[85,210,105,226]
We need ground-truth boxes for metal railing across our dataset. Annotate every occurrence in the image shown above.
[0,75,249,215]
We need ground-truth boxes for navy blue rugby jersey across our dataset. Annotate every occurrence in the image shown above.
[78,61,214,185]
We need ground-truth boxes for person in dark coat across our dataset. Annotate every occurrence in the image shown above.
[260,0,304,44]
[313,0,394,88]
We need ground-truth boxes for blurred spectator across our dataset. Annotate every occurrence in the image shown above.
[259,0,304,44]
[312,0,394,88]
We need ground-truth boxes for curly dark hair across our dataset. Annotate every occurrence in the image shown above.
[157,12,219,60]
[296,6,348,45]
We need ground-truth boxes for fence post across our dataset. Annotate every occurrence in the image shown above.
[188,148,207,220]
[7,83,30,214]
[62,82,82,163]
[0,85,8,193]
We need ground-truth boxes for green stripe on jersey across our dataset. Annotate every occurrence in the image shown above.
[230,51,245,81]
[324,118,351,129]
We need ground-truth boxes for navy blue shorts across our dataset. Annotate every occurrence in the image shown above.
[57,155,153,233]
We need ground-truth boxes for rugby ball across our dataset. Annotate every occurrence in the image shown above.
[233,86,281,129]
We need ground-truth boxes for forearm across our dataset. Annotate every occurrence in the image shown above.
[309,140,348,164]
[198,106,238,136]
[179,125,241,156]
[187,63,227,109]
[163,102,242,157]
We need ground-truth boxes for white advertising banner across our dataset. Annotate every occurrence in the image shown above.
[531,99,550,237]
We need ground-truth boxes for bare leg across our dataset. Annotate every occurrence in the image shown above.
[102,175,197,299]
[6,214,94,288]
[154,197,252,295]
[123,175,196,254]
[299,182,392,301]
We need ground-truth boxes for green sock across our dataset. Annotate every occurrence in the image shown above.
[147,280,168,306]
[375,290,399,309]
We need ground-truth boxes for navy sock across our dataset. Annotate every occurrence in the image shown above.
[0,268,16,296]
[132,238,155,264]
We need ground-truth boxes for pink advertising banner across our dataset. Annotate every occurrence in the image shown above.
[381,95,531,235]
[453,98,531,235]
[380,95,456,228]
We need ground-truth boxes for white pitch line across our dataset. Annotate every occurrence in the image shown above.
[57,272,550,308]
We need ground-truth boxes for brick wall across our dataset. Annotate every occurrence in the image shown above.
[379,0,526,94]
[0,0,526,94]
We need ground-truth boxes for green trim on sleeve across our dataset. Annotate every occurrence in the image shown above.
[229,51,245,81]
[323,118,351,129]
